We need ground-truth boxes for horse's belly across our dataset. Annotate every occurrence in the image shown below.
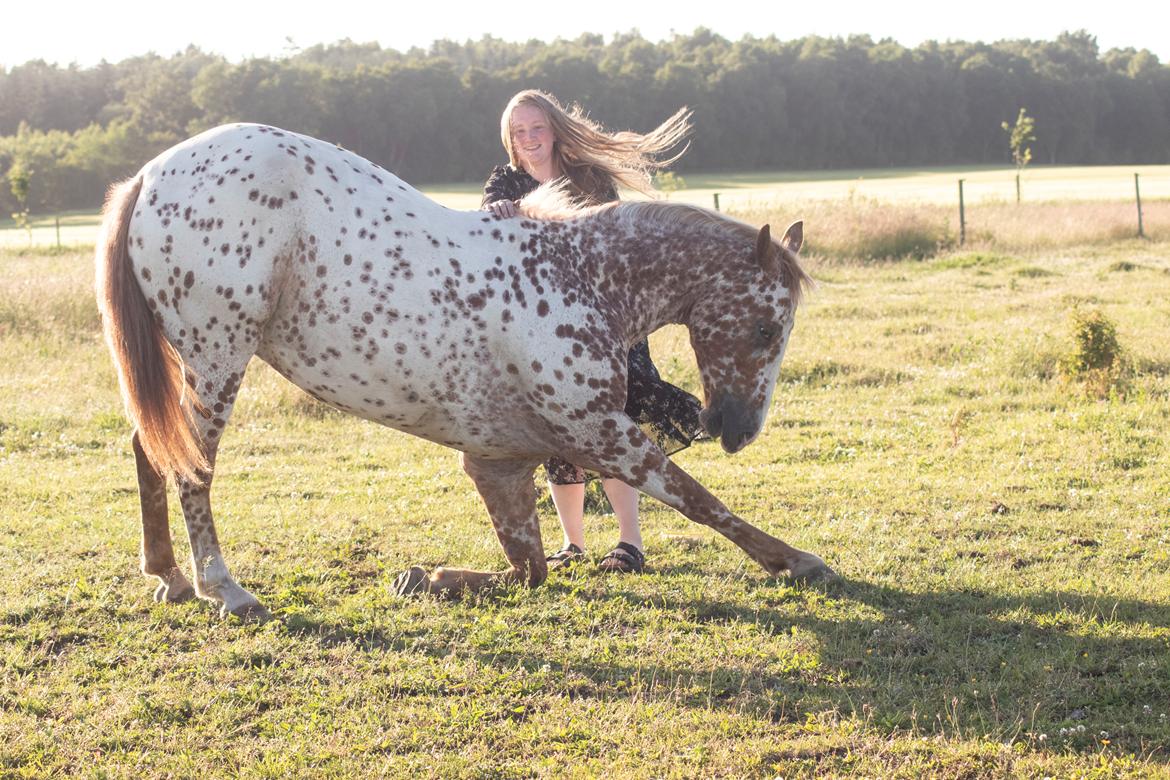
[255,318,538,456]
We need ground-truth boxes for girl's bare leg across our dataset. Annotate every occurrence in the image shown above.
[602,478,642,553]
[549,481,587,551]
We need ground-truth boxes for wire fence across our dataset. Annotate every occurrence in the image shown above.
[3,169,1168,251]
[717,171,1170,260]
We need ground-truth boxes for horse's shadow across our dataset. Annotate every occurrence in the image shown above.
[282,572,1167,760]
[311,568,1166,762]
[568,577,1166,752]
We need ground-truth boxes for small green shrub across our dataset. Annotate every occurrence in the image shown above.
[1060,308,1129,398]
[930,252,1010,271]
[1014,265,1056,278]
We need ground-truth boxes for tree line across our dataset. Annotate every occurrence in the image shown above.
[1,29,1167,215]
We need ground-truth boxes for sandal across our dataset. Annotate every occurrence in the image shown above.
[597,541,645,574]
[546,543,585,571]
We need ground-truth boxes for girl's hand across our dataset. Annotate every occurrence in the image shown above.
[486,200,519,218]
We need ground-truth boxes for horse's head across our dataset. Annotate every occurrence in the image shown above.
[689,220,807,454]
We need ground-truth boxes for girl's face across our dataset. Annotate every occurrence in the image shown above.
[510,104,556,176]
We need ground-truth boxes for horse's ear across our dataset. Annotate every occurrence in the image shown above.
[754,224,779,274]
[781,220,804,254]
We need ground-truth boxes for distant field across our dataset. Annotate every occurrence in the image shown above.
[4,164,1167,249]
[429,164,1170,211]
[0,211,104,250]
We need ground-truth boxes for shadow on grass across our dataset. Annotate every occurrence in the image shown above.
[579,577,1167,754]
[236,540,1169,761]
[274,573,1166,760]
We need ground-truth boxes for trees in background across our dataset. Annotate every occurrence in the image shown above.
[1,29,1167,214]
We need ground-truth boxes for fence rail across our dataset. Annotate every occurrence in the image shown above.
[4,169,1169,250]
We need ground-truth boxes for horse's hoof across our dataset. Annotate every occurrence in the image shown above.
[153,580,196,603]
[394,566,431,596]
[789,555,838,584]
[222,602,273,622]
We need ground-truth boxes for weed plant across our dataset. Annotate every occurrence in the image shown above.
[1061,308,1130,399]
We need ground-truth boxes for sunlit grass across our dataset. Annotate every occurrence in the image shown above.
[0,238,1167,777]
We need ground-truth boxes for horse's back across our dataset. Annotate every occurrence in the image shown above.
[127,124,553,454]
[129,122,437,350]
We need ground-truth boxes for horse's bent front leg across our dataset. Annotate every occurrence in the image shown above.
[132,431,195,603]
[395,455,546,598]
[571,419,834,581]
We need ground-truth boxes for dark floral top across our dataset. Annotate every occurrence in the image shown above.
[481,164,618,208]
[482,164,706,484]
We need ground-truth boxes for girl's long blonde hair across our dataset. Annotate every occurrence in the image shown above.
[500,89,691,202]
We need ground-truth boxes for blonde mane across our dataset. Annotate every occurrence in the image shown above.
[518,187,810,305]
[517,180,610,221]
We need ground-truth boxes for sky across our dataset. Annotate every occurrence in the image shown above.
[1,0,1165,69]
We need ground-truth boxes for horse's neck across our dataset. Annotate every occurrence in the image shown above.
[580,216,703,346]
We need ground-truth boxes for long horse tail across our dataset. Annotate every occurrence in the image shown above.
[95,176,210,485]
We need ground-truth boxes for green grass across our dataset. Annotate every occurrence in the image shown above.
[1,238,1168,777]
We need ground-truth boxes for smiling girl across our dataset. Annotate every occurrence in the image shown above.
[481,89,704,574]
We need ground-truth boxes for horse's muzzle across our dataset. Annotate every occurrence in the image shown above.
[700,394,758,454]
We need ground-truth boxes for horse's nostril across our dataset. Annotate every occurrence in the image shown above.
[719,420,758,454]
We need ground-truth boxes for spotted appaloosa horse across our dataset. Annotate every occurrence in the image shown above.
[95,123,833,619]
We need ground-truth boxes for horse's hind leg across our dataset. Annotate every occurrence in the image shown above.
[132,431,195,603]
[395,455,547,597]
[176,369,271,621]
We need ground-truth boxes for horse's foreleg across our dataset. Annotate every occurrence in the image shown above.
[176,370,270,621]
[570,420,834,581]
[132,431,195,603]
[394,455,546,597]
[655,460,833,580]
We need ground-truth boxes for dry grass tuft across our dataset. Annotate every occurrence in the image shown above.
[731,197,953,261]
[963,199,1169,249]
[0,249,99,338]
[730,198,1170,262]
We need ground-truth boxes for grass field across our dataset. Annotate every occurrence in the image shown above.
[3,164,1168,249]
[1,218,1167,776]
